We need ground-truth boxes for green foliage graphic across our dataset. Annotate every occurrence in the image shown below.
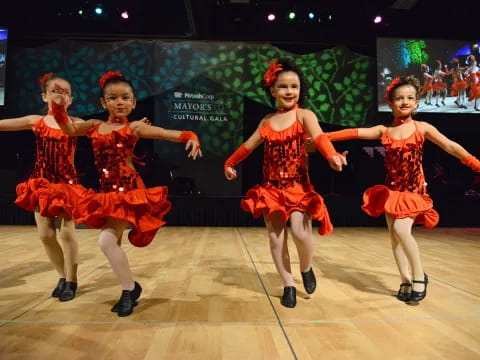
[9,40,375,127]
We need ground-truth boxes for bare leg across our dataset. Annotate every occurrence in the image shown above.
[264,212,293,287]
[98,217,134,290]
[59,216,79,282]
[385,214,411,285]
[289,211,315,273]
[281,228,291,274]
[34,211,65,277]
[390,216,425,292]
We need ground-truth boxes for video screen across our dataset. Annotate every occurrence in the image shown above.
[377,37,480,113]
[0,28,7,106]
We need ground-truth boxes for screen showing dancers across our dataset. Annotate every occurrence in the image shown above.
[0,28,7,106]
[377,37,480,113]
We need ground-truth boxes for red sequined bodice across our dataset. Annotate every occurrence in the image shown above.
[32,117,79,184]
[89,125,145,193]
[261,120,309,189]
[382,124,426,194]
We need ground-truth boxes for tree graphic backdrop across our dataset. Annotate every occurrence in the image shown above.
[9,40,375,155]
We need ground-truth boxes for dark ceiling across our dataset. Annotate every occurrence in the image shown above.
[0,0,477,54]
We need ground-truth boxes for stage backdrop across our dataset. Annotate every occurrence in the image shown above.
[8,40,375,126]
[6,40,375,196]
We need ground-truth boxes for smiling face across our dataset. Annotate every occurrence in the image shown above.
[100,82,136,118]
[42,78,73,109]
[270,71,300,110]
[388,84,418,118]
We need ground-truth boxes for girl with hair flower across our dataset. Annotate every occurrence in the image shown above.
[327,76,480,303]
[0,72,86,301]
[224,59,347,308]
[50,70,202,316]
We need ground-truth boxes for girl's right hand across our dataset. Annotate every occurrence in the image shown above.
[224,166,237,180]
[49,84,69,107]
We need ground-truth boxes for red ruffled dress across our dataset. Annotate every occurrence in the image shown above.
[15,117,86,217]
[467,72,480,101]
[73,124,171,247]
[241,116,333,235]
[450,79,468,96]
[361,122,439,228]
[420,73,433,95]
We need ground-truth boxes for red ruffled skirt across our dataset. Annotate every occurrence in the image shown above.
[420,83,433,95]
[241,182,333,235]
[15,178,87,218]
[361,185,439,228]
[73,186,172,247]
[468,84,480,101]
[432,81,447,91]
[450,80,468,96]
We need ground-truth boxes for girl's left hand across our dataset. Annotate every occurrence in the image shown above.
[185,139,202,160]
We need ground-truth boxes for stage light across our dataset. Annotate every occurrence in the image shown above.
[78,9,83,15]
[374,15,382,24]
[288,11,296,20]
[308,12,315,20]
[267,13,276,22]
[95,6,103,15]
[121,11,129,19]
[328,15,332,20]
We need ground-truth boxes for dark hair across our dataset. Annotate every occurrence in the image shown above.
[39,72,69,93]
[99,72,136,98]
[262,58,308,107]
[385,75,421,101]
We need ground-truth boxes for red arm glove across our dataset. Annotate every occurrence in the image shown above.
[327,128,359,141]
[312,133,338,159]
[179,130,199,143]
[50,101,69,125]
[461,155,480,171]
[224,144,252,171]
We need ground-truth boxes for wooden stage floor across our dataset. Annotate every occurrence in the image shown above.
[0,226,479,359]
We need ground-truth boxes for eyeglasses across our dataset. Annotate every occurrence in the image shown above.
[47,88,72,96]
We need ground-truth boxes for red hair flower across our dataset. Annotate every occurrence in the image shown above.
[263,60,283,87]
[39,72,53,84]
[384,77,401,100]
[99,71,124,88]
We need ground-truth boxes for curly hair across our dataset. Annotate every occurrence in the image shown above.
[385,75,421,101]
[262,58,308,107]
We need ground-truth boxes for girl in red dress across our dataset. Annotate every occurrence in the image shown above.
[449,58,468,109]
[466,55,480,111]
[0,73,86,301]
[419,64,433,106]
[431,60,449,107]
[50,71,202,316]
[224,59,346,308]
[327,76,480,303]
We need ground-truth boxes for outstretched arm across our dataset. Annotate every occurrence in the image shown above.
[131,121,202,160]
[301,109,347,171]
[422,122,480,171]
[327,125,385,141]
[0,115,40,131]
[224,119,265,180]
[50,95,100,136]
